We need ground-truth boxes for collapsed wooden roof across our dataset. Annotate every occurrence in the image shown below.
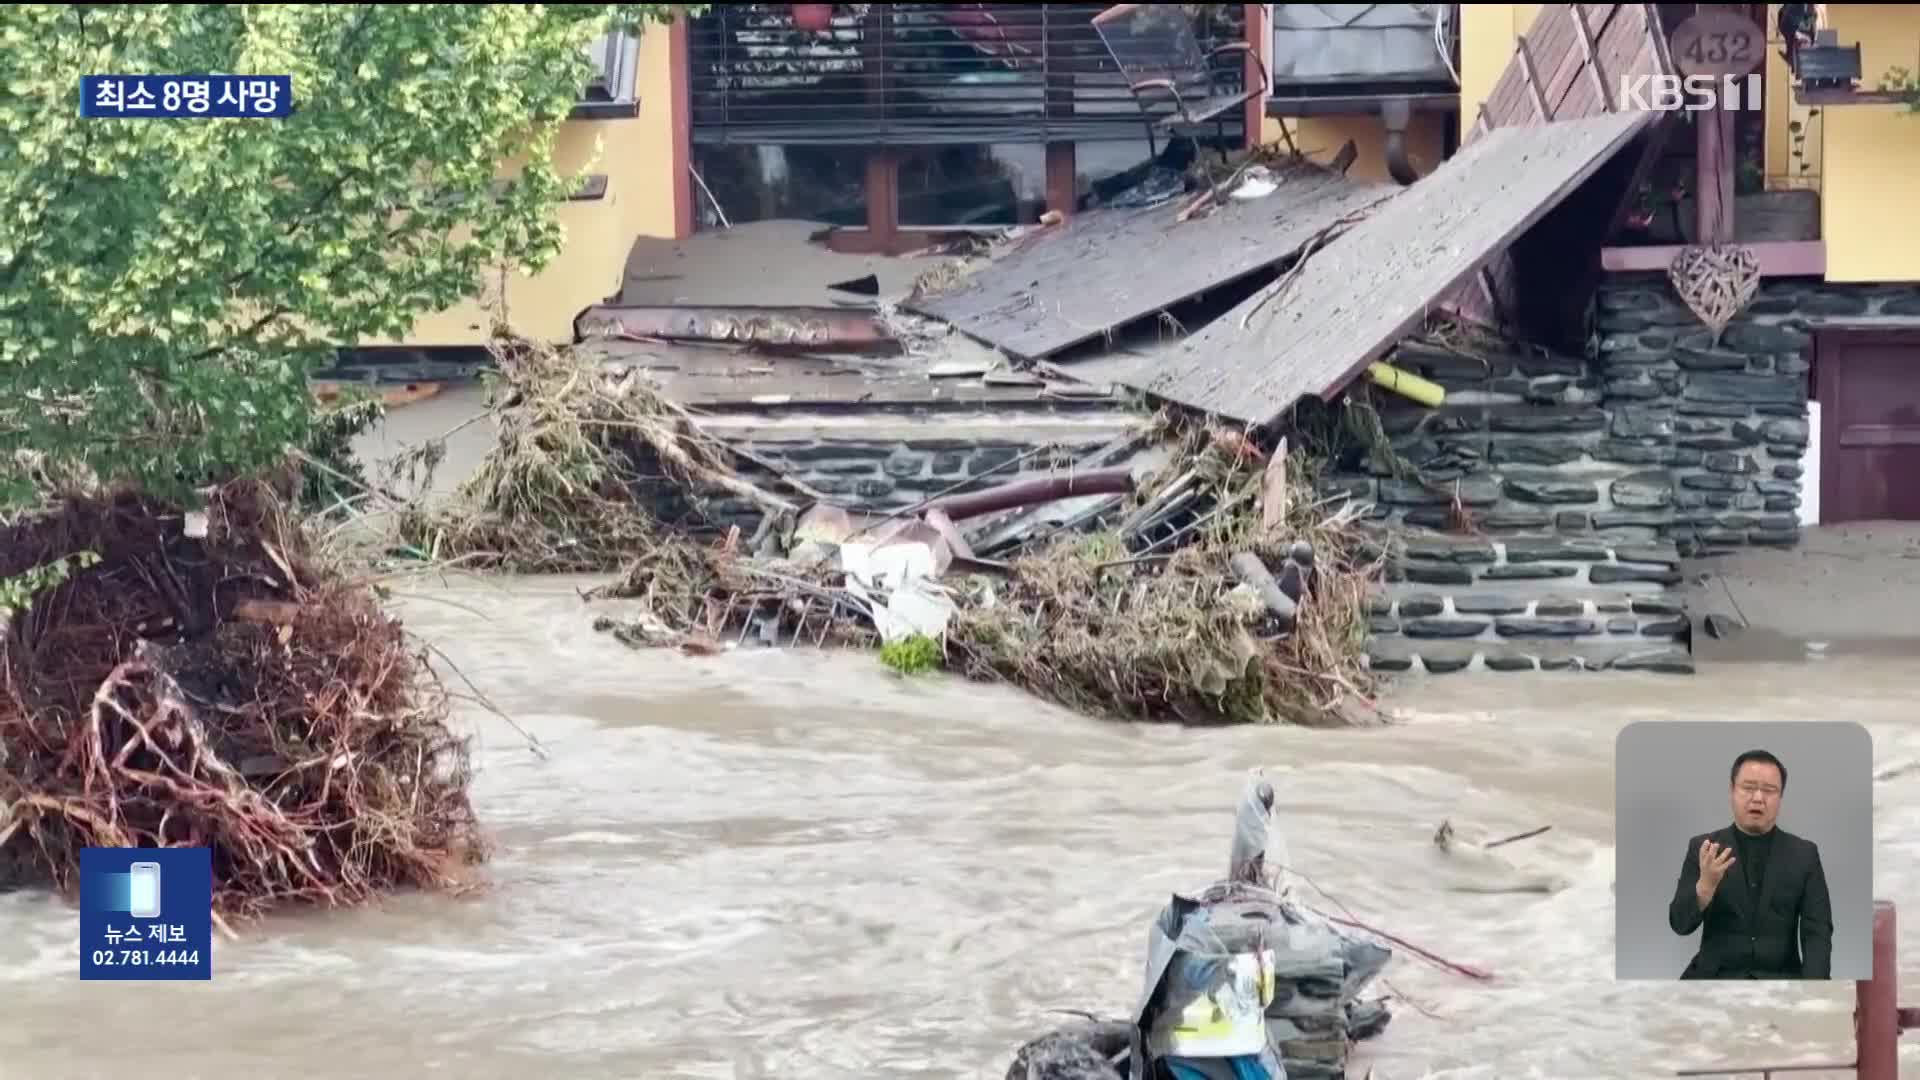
[1097,109,1657,426]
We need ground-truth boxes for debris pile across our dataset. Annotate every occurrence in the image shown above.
[587,421,1386,726]
[0,478,483,918]
[384,321,1385,725]
[1003,776,1397,1080]
[390,332,806,573]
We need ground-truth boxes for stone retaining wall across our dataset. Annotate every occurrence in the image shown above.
[630,407,1149,534]
[1362,532,1694,673]
[1322,276,1920,555]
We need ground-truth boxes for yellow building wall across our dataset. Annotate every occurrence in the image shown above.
[1763,4,1824,193]
[394,23,681,348]
[1458,4,1542,143]
[1815,4,1920,282]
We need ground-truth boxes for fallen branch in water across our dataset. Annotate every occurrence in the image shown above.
[1281,863,1497,982]
[1322,913,1496,982]
[1484,824,1552,850]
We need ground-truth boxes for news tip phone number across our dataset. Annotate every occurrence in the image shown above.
[88,949,202,967]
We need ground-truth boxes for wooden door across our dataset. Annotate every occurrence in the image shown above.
[1816,329,1920,523]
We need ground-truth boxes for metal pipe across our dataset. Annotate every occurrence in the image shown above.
[1677,899,1911,1079]
[1382,98,1419,186]
[1857,901,1899,1080]
[923,465,1134,521]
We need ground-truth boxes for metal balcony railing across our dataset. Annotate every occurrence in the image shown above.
[688,3,1249,147]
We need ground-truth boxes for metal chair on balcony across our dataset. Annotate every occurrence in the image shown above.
[1091,3,1265,160]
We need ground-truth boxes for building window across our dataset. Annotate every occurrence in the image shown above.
[897,139,1158,227]
[693,145,870,228]
[572,31,642,119]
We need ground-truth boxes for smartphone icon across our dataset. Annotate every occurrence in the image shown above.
[128,862,161,919]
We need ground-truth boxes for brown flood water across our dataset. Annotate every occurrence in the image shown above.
[3,575,1917,1080]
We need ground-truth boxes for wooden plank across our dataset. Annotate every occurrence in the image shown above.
[1478,5,1668,136]
[1599,240,1826,275]
[1644,2,1676,78]
[1477,10,1537,132]
[1477,266,1508,325]
[576,305,901,352]
[1570,5,1614,111]
[1104,111,1656,427]
[1489,5,1574,129]
[648,376,1071,408]
[1594,6,1652,109]
[1697,100,1736,244]
[902,163,1398,361]
[1516,34,1554,121]
[1552,5,1616,117]
[1550,7,1607,117]
[1524,3,1584,119]
[1571,5,1642,117]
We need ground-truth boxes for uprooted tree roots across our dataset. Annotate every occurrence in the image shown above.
[0,479,484,918]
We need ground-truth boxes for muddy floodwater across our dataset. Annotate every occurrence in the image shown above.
[4,575,1917,1080]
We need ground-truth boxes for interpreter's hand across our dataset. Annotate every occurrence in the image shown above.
[1695,838,1736,909]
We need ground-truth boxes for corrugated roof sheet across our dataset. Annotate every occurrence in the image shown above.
[1100,109,1655,427]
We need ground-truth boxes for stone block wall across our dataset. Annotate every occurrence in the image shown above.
[629,407,1148,534]
[1323,276,1920,555]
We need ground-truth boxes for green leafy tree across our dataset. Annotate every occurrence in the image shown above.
[0,3,685,509]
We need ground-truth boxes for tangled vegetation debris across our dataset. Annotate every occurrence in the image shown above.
[0,478,484,919]
[944,433,1380,725]
[389,333,802,574]
[585,420,1386,726]
[356,332,1385,726]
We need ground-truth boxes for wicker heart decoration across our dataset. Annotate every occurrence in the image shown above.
[1667,244,1761,343]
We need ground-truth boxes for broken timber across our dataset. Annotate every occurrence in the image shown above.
[1103,109,1655,428]
[574,305,900,353]
[903,162,1395,361]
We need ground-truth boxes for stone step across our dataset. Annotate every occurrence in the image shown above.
[1365,638,1696,675]
[1375,533,1686,589]
[1369,533,1682,567]
[1367,614,1689,643]
[1389,560,1683,587]
[1374,588,1689,622]
[1385,577,1668,604]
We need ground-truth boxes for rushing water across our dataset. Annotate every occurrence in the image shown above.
[3,575,1917,1080]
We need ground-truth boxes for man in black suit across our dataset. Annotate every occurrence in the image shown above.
[1668,749,1834,979]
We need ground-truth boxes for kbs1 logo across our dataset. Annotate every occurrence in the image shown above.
[1618,73,1765,113]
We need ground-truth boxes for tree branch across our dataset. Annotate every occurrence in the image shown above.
[0,6,98,294]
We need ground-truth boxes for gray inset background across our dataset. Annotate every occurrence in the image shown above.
[1614,720,1874,980]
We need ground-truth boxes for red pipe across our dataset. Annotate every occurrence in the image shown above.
[1857,901,1900,1080]
[924,466,1134,521]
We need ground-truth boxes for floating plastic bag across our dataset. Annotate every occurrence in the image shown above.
[1228,773,1289,890]
[838,541,956,642]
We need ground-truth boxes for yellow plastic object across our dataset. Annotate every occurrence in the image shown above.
[1367,362,1445,407]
